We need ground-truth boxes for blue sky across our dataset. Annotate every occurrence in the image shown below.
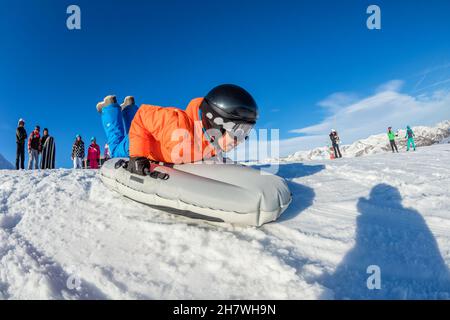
[1,0,450,167]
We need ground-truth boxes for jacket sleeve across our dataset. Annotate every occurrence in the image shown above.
[137,106,194,162]
[28,133,33,151]
[81,142,85,158]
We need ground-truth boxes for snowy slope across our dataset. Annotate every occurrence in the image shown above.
[441,135,450,144]
[0,153,13,170]
[1,144,450,299]
[283,120,450,162]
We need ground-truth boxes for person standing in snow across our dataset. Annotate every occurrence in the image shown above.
[40,128,49,149]
[329,145,336,160]
[329,129,342,158]
[27,125,41,170]
[405,125,416,151]
[40,128,56,169]
[102,143,111,166]
[72,134,85,169]
[15,118,27,170]
[104,143,110,160]
[87,137,101,169]
[387,127,399,153]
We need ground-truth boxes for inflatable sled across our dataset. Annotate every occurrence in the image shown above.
[99,158,292,227]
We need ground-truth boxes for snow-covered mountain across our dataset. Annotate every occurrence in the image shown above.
[282,120,450,162]
[0,144,449,299]
[0,153,13,169]
[441,135,450,144]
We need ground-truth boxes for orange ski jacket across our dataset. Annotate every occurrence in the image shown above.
[129,98,216,164]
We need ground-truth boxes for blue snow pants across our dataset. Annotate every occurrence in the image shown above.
[406,138,416,151]
[101,103,139,158]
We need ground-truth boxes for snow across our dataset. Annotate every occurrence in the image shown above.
[1,144,450,299]
[280,120,450,162]
[0,153,13,170]
[441,135,450,144]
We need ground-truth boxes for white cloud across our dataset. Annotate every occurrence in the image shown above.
[376,79,404,92]
[412,63,450,92]
[281,81,450,157]
[316,92,359,113]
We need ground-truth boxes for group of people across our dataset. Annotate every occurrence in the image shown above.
[15,119,55,170]
[15,118,111,170]
[387,125,416,153]
[15,81,421,170]
[328,125,418,159]
[71,135,110,169]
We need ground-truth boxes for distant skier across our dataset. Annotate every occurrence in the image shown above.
[40,128,56,169]
[72,134,85,169]
[102,143,110,167]
[27,125,41,170]
[329,145,335,160]
[405,125,416,151]
[96,84,258,175]
[104,143,110,160]
[387,127,399,153]
[15,118,27,170]
[87,137,101,169]
[329,129,342,158]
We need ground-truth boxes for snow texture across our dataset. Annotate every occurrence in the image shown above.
[0,146,449,299]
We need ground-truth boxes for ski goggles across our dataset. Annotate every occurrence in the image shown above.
[203,109,255,142]
[222,122,254,142]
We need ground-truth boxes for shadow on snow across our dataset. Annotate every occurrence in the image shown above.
[322,183,450,299]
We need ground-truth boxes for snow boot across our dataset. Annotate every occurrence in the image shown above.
[121,96,135,111]
[97,95,117,113]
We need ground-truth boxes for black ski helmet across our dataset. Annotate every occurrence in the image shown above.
[200,84,259,134]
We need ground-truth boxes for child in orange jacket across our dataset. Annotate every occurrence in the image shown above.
[96,84,258,171]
